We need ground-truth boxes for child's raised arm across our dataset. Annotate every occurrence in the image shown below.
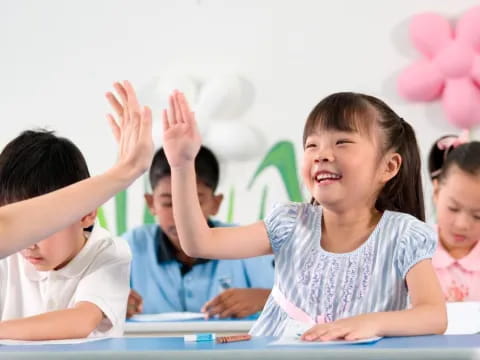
[0,81,153,258]
[163,91,271,259]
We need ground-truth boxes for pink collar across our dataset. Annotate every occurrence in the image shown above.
[433,240,480,271]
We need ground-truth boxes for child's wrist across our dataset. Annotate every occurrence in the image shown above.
[170,161,196,174]
[105,164,140,189]
[368,312,386,336]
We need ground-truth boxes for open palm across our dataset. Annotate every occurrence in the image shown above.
[105,81,153,177]
[162,91,202,168]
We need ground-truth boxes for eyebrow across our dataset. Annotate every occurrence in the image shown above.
[448,197,480,212]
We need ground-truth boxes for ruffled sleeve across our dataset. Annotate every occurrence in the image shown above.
[263,202,299,253]
[395,219,437,279]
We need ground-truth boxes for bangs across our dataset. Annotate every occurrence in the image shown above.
[302,92,375,146]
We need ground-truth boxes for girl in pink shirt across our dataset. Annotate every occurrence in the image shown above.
[429,138,480,302]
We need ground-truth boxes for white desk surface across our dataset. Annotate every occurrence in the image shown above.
[124,319,255,337]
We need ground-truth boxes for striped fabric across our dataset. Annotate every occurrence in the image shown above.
[250,202,437,336]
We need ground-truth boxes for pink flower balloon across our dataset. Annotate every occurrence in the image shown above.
[398,7,480,129]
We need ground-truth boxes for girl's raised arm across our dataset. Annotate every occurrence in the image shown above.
[164,91,271,259]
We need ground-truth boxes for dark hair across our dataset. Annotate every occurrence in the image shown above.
[149,146,220,192]
[303,92,425,221]
[438,142,480,182]
[428,134,461,180]
[0,130,90,206]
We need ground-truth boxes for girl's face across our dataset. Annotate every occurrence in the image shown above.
[434,165,480,254]
[301,125,397,211]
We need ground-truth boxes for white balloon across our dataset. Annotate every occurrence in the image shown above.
[196,75,254,121]
[157,72,198,104]
[204,122,265,161]
[140,73,198,110]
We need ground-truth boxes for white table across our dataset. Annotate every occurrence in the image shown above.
[124,320,256,337]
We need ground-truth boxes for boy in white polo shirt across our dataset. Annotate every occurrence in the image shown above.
[0,129,132,341]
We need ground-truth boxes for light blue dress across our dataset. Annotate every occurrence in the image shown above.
[249,202,437,336]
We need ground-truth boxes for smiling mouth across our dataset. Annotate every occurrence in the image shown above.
[314,172,342,184]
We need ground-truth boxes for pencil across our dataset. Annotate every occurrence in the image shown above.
[216,334,252,344]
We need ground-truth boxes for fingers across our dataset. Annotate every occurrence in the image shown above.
[318,327,350,341]
[123,80,140,108]
[126,303,142,318]
[301,325,328,341]
[162,109,169,132]
[218,304,244,319]
[168,95,177,125]
[126,289,143,318]
[177,92,193,125]
[302,324,351,342]
[202,290,236,318]
[105,92,123,118]
[139,106,152,142]
[107,114,121,143]
[205,304,226,318]
[113,82,128,106]
[343,332,361,341]
[202,295,222,315]
[201,297,217,313]
[129,289,143,302]
[172,91,183,123]
[123,80,141,125]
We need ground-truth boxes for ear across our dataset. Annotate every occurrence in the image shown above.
[80,209,97,228]
[144,193,156,215]
[381,152,402,183]
[210,193,224,216]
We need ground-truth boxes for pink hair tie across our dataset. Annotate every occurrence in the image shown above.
[431,130,470,178]
[436,129,470,150]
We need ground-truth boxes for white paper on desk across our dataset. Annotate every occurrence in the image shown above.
[282,318,313,338]
[446,301,480,334]
[130,312,205,322]
[269,336,382,346]
[0,337,108,346]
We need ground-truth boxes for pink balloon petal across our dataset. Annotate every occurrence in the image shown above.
[442,78,480,129]
[410,13,452,58]
[456,6,480,52]
[398,60,444,101]
[472,55,480,87]
[434,41,475,78]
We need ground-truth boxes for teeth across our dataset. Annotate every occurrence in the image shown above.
[315,173,341,181]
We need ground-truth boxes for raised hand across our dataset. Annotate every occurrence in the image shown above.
[162,90,202,168]
[105,81,154,179]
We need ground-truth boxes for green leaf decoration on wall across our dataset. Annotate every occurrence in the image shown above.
[258,185,268,220]
[143,204,155,225]
[226,186,235,223]
[115,190,127,235]
[97,207,109,230]
[248,141,303,202]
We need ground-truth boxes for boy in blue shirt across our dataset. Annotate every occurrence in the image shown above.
[124,146,274,318]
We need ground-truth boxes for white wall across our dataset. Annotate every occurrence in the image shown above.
[1,0,479,232]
